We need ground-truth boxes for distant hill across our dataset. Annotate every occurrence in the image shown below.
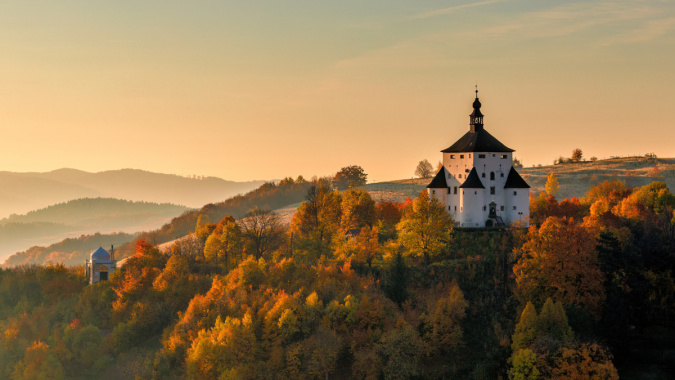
[0,168,266,218]
[0,198,188,262]
[2,232,137,267]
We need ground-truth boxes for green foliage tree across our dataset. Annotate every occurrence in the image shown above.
[12,341,65,380]
[376,322,424,380]
[426,283,467,356]
[508,349,539,380]
[511,301,538,351]
[537,298,573,344]
[397,191,454,265]
[383,252,408,306]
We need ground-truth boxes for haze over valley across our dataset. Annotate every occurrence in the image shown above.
[0,168,265,218]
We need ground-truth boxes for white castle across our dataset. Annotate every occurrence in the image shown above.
[428,91,530,227]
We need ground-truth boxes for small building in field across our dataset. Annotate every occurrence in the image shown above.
[85,246,117,284]
[427,90,530,227]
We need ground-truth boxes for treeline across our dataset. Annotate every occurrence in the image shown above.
[116,166,366,258]
[0,178,673,378]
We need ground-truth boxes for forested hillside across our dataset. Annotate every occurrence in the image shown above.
[0,177,673,379]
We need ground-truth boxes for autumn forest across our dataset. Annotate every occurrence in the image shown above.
[0,170,674,379]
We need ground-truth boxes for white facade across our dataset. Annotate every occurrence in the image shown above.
[427,95,530,228]
[85,246,118,284]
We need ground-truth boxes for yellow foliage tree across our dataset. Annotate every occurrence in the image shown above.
[396,191,454,265]
[545,173,559,198]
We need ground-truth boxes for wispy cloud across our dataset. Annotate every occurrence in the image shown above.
[413,0,506,19]
[605,16,675,44]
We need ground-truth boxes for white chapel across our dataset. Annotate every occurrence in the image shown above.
[85,246,117,284]
[428,91,530,227]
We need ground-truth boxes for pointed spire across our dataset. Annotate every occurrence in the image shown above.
[470,87,484,132]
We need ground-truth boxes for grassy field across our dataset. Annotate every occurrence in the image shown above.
[271,156,675,225]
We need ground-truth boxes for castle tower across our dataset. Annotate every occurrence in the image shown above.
[85,246,117,284]
[427,90,530,227]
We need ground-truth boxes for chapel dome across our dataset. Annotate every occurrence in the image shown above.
[90,247,111,262]
[472,98,481,109]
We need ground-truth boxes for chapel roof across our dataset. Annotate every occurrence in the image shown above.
[426,167,449,188]
[90,247,111,262]
[459,168,485,189]
[441,128,514,153]
[503,167,531,188]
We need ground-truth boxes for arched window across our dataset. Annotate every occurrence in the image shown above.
[490,172,495,180]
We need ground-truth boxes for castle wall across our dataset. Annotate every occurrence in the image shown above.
[459,188,485,227]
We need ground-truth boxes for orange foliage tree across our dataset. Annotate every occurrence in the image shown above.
[514,217,605,318]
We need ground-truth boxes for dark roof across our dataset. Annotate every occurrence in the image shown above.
[426,167,449,188]
[441,128,514,153]
[504,167,530,188]
[459,168,485,189]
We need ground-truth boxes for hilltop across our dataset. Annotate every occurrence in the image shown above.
[5,157,674,267]
[384,156,675,201]
[0,168,265,218]
[520,156,675,199]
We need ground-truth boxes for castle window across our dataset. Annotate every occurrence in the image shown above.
[490,172,495,180]
[483,205,486,211]
[454,206,457,211]
[500,206,504,211]
[513,206,517,210]
[465,168,470,173]
[460,154,464,159]
[432,190,436,195]
[482,172,485,178]
[479,154,485,158]
[501,154,508,159]
[500,173,504,177]
[490,187,495,195]
[458,174,462,178]
[475,191,477,194]
[450,154,455,159]
[462,191,464,195]
[493,154,496,157]
[454,186,458,194]
[514,191,517,196]
[469,154,472,158]
[448,206,451,210]
[447,188,451,194]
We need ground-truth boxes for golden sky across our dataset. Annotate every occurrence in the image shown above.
[1,0,674,182]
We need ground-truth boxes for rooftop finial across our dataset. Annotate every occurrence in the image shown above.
[475,83,478,98]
